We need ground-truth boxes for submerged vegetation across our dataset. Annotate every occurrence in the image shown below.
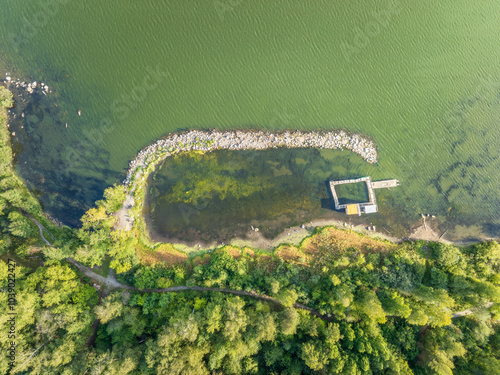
[1,87,500,374]
[146,148,377,242]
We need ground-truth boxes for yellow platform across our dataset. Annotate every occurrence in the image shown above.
[345,204,359,215]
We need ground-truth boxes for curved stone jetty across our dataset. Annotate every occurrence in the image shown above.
[124,129,377,185]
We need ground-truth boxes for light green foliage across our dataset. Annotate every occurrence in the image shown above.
[205,302,223,334]
[330,274,341,286]
[0,260,97,375]
[76,202,138,270]
[333,284,354,308]
[95,293,125,323]
[349,289,386,324]
[407,306,429,326]
[379,290,412,318]
[301,341,330,371]
[222,297,248,341]
[100,184,126,213]
[468,241,500,278]
[253,312,277,342]
[268,277,280,295]
[280,307,300,335]
[0,86,13,108]
[276,289,298,307]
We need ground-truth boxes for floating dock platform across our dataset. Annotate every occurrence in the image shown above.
[329,177,399,215]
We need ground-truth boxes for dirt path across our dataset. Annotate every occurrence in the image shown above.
[115,168,145,231]
[21,214,336,320]
[65,255,492,323]
[115,193,135,231]
[66,258,124,290]
[452,302,494,318]
[22,210,56,247]
[63,256,336,321]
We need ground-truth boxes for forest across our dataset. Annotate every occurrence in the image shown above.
[1,86,500,374]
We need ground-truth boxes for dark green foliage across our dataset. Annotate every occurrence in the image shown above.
[415,325,466,374]
[381,318,420,362]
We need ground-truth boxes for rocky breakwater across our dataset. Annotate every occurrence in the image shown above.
[124,129,377,185]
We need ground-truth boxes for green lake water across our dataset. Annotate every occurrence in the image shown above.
[1,0,500,239]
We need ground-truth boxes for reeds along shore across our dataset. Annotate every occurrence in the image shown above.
[124,129,378,185]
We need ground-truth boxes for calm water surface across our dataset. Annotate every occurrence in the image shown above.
[1,1,499,239]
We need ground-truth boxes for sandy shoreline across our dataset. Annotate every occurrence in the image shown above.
[150,215,453,254]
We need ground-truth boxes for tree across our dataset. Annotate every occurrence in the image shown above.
[379,290,411,318]
[430,243,466,273]
[100,184,126,213]
[222,297,248,341]
[418,326,466,375]
[7,211,36,238]
[95,293,125,323]
[301,341,329,371]
[277,289,298,307]
[469,241,500,278]
[407,306,429,326]
[253,312,277,342]
[350,289,386,324]
[0,260,98,375]
[204,302,223,334]
[280,307,300,335]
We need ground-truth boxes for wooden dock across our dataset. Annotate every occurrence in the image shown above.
[372,179,399,189]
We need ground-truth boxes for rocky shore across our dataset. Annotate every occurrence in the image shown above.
[124,129,377,185]
[4,72,51,95]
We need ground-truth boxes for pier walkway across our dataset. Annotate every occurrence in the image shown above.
[372,179,399,189]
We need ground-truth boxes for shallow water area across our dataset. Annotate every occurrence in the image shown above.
[145,148,402,244]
